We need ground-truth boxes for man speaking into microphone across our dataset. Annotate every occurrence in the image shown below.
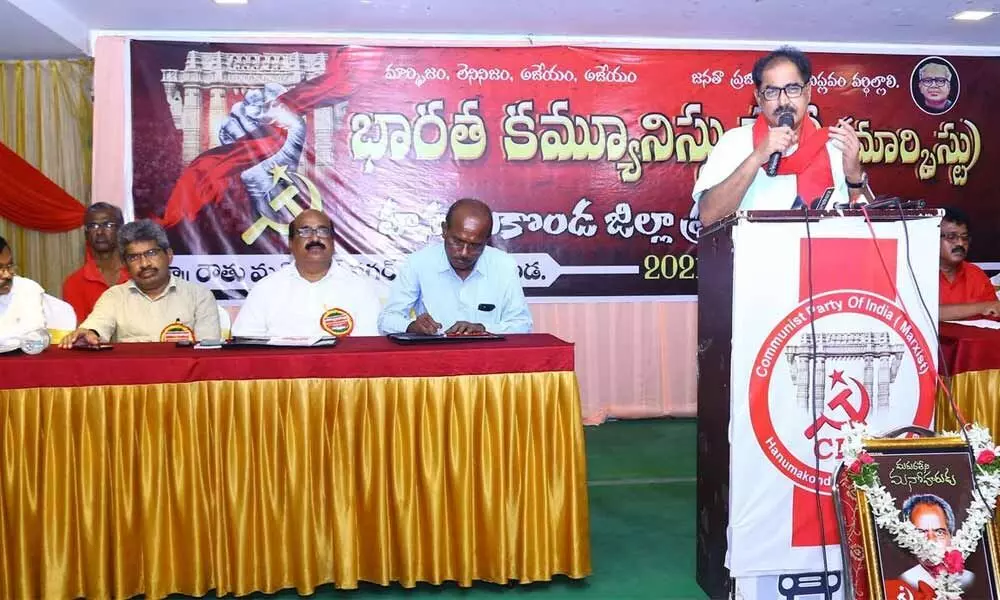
[691,46,870,225]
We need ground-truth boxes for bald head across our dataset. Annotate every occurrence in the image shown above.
[289,209,333,239]
[445,198,493,230]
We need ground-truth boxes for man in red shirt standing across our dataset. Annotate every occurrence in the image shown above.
[62,202,130,322]
[939,207,1000,321]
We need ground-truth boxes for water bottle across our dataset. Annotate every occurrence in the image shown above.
[20,328,50,355]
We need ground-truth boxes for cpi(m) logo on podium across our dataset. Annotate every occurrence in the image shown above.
[747,239,937,547]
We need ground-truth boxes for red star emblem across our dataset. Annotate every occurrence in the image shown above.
[828,369,847,389]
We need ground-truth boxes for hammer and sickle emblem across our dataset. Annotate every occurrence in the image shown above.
[803,376,871,439]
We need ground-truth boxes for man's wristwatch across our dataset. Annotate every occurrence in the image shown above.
[845,172,868,189]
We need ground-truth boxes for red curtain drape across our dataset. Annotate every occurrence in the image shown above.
[0,141,85,232]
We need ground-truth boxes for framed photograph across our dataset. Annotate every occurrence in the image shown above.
[848,435,1000,599]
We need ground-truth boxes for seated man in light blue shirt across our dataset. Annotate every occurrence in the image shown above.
[378,198,533,335]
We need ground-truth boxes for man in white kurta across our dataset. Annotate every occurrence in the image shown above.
[0,237,46,340]
[231,209,381,338]
[694,46,872,597]
[691,124,851,219]
[691,46,870,226]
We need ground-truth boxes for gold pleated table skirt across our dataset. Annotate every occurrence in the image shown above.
[0,372,591,599]
[934,370,1000,434]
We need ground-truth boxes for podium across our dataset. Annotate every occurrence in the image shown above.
[695,209,941,599]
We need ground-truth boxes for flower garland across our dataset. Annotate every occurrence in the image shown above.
[841,422,1000,599]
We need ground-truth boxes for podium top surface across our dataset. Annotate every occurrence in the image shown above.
[700,208,943,237]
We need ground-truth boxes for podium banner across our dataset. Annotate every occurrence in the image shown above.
[129,41,999,300]
[728,216,939,582]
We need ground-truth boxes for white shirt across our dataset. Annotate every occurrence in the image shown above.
[232,262,381,338]
[378,243,533,334]
[0,276,45,339]
[691,123,849,219]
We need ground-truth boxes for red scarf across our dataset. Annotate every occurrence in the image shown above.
[751,115,834,206]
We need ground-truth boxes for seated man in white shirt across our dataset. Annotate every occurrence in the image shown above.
[0,235,46,340]
[232,209,381,338]
[378,198,533,335]
[692,46,871,225]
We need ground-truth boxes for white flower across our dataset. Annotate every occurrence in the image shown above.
[849,422,1000,600]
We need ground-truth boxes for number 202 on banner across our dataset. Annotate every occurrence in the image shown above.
[643,254,697,280]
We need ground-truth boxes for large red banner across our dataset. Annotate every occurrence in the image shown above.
[129,41,998,299]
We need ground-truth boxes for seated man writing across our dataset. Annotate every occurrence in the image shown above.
[938,207,1000,321]
[231,209,381,337]
[60,219,220,346]
[378,198,532,335]
[0,235,46,339]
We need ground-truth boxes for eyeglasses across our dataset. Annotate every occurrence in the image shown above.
[759,83,806,101]
[124,247,165,264]
[85,221,119,231]
[919,77,950,88]
[295,226,333,239]
[916,527,950,540]
[941,232,971,243]
[0,262,16,275]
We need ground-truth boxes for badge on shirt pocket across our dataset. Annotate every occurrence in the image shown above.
[320,307,355,336]
[160,319,195,343]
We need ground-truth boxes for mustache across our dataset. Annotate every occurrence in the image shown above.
[951,247,966,254]
[305,240,326,250]
[138,267,158,277]
[774,106,795,115]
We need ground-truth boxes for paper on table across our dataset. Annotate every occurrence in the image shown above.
[266,336,336,346]
[947,319,1000,330]
[226,335,338,347]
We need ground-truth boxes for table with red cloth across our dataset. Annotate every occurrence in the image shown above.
[0,334,591,600]
[935,321,1000,434]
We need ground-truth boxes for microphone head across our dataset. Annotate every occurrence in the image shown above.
[810,187,836,210]
[777,112,795,128]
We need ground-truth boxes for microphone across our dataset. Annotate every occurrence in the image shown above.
[864,196,902,210]
[810,187,836,210]
[765,112,795,177]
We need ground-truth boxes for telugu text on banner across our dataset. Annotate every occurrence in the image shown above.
[129,43,995,300]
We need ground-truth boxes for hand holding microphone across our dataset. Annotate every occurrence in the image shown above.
[760,112,797,176]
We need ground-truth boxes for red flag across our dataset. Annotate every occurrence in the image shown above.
[157,48,369,227]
